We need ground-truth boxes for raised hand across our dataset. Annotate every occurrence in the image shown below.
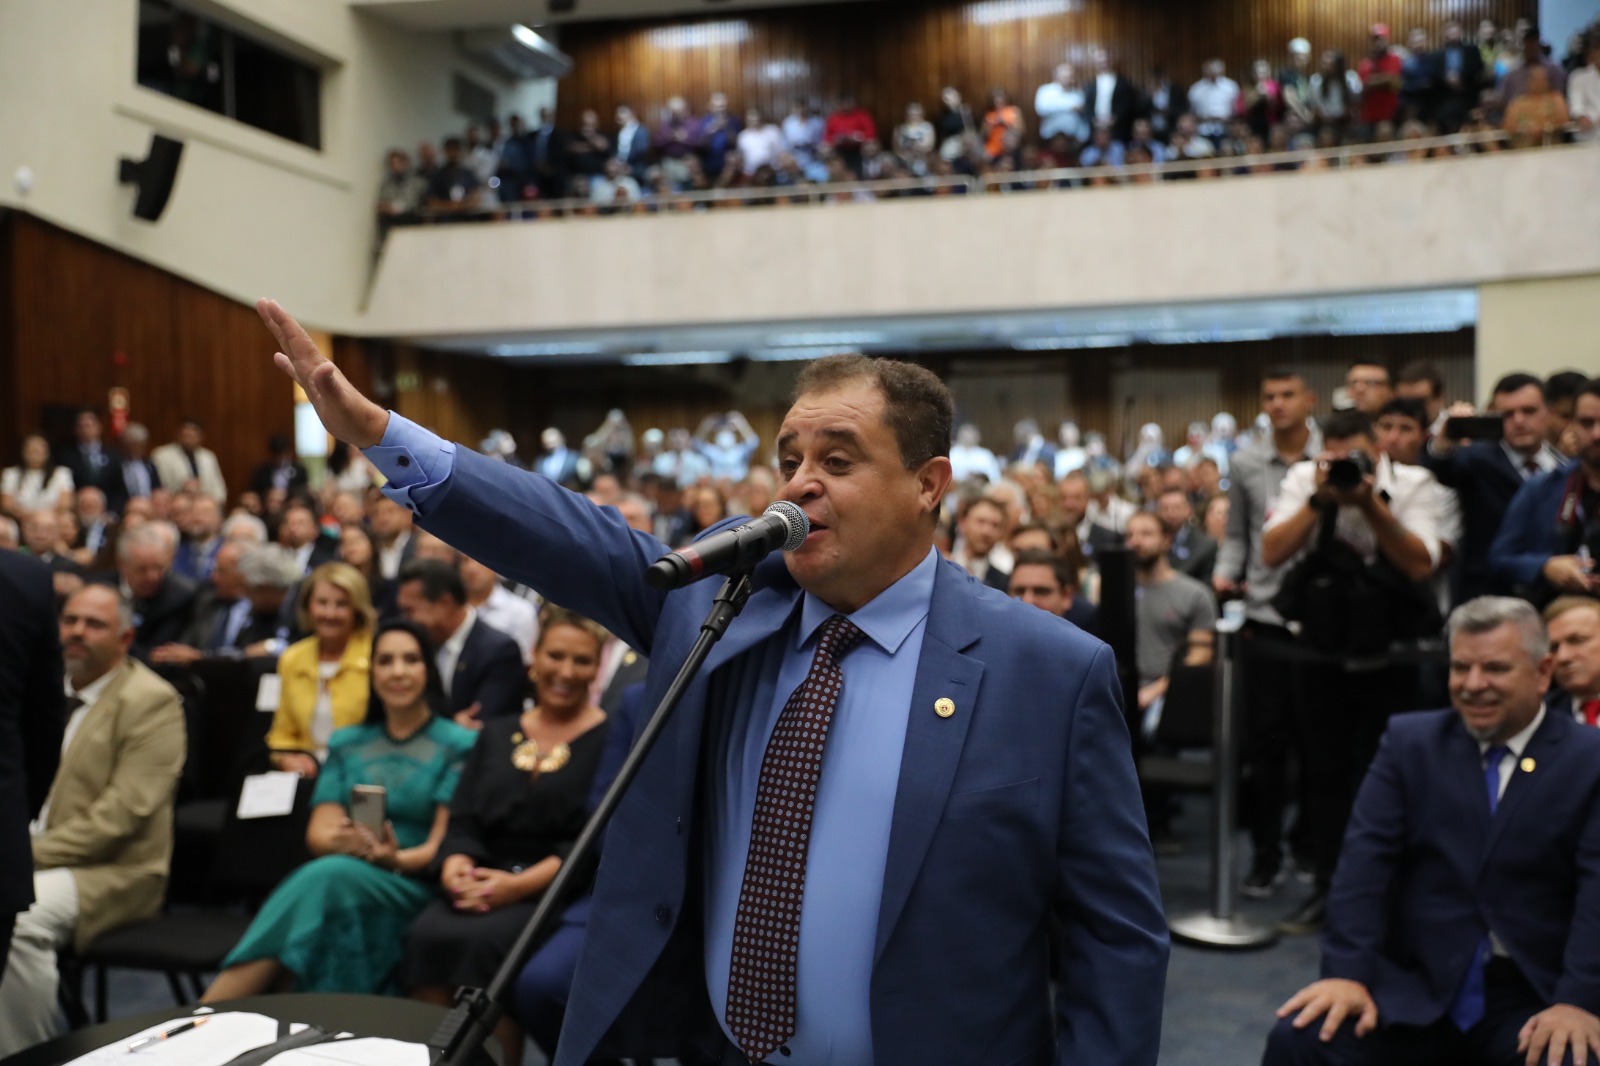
[257,299,389,449]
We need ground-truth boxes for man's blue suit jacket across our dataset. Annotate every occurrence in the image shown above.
[1487,461,1578,595]
[417,447,1169,1066]
[1322,707,1600,1026]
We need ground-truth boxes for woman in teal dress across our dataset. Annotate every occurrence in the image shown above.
[202,619,479,999]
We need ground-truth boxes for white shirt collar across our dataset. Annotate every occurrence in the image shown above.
[64,664,118,709]
[443,607,476,660]
[1479,705,1545,757]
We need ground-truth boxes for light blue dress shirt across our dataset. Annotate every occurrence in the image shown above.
[704,548,932,1065]
[366,413,933,1064]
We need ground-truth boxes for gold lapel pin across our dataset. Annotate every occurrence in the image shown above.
[934,698,955,719]
[623,651,638,666]
[1521,757,1536,773]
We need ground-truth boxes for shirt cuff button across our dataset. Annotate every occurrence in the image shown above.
[398,456,411,467]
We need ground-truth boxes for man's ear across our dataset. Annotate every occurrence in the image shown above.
[918,457,954,519]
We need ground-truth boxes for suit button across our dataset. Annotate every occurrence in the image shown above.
[655,905,671,925]
[676,817,683,836]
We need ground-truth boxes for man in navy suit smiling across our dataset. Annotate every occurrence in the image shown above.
[1265,596,1600,1065]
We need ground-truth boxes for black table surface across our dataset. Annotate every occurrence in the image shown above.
[4,993,499,1066]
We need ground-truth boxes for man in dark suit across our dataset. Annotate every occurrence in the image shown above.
[1546,596,1600,725]
[1265,596,1600,1065]
[535,428,584,487]
[248,433,309,499]
[1424,373,1563,604]
[1432,19,1487,131]
[261,298,1168,1066]
[95,522,197,663]
[950,495,1013,591]
[0,551,64,981]
[528,106,569,201]
[1084,48,1144,143]
[396,559,526,725]
[276,498,338,577]
[56,410,120,506]
[149,541,251,666]
[1157,487,1218,583]
[109,423,161,517]
[1488,379,1600,605]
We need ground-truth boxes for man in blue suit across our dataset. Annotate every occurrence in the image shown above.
[1264,596,1600,1065]
[1489,380,1600,604]
[257,299,1168,1066]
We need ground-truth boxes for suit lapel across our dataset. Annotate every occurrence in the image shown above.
[1485,712,1564,857]
[49,663,131,821]
[875,561,985,964]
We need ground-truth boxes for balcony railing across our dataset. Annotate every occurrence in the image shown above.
[401,126,1588,229]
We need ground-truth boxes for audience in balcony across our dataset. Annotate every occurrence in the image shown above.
[1572,36,1600,140]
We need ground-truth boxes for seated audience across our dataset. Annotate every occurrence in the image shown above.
[1157,486,1218,582]
[203,620,477,999]
[461,554,537,665]
[949,495,1012,590]
[149,539,249,664]
[1546,596,1600,723]
[402,608,614,1066]
[396,558,526,726]
[233,543,303,655]
[1,435,73,518]
[0,585,184,1056]
[1008,547,1098,635]
[278,496,339,576]
[172,493,223,581]
[338,520,396,622]
[265,562,377,776]
[102,521,196,662]
[1264,598,1600,1066]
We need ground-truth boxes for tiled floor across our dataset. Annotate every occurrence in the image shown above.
[82,795,1320,1065]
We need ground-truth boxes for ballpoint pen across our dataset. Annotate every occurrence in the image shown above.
[126,1017,208,1053]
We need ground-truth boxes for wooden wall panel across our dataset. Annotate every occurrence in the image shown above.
[1,214,295,505]
[554,0,1534,136]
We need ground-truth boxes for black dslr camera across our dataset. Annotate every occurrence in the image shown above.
[1326,450,1375,490]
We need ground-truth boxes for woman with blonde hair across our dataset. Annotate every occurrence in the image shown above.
[266,561,377,777]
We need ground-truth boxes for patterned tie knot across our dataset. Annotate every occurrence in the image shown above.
[815,614,865,665]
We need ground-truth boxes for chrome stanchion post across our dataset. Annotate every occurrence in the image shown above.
[1169,603,1279,949]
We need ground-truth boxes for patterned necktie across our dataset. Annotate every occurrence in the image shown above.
[726,614,865,1062]
[1584,700,1600,727]
[1449,745,1510,1031]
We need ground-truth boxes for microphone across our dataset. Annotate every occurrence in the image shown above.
[646,501,809,589]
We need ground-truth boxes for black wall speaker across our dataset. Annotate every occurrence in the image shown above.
[1093,546,1140,730]
[118,135,185,222]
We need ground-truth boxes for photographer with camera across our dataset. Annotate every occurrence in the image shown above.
[1423,373,1564,604]
[1261,409,1446,933]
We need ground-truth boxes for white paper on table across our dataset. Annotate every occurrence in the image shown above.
[236,771,300,819]
[256,673,283,712]
[59,1011,300,1066]
[262,1037,432,1066]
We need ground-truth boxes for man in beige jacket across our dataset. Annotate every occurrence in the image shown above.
[0,584,185,1055]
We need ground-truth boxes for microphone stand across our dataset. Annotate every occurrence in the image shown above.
[430,567,757,1066]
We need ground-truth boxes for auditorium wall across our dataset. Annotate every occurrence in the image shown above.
[0,0,548,334]
[553,0,1537,135]
[1477,274,1600,392]
[0,213,296,498]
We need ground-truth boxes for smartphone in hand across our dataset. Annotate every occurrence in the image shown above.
[350,784,387,835]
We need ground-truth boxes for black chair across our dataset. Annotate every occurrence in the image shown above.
[1136,643,1218,791]
[61,772,315,1025]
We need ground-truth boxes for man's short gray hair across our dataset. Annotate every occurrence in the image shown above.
[1446,596,1549,661]
[117,520,178,560]
[221,513,269,545]
[237,544,301,590]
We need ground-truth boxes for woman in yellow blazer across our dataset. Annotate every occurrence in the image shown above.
[267,562,375,777]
